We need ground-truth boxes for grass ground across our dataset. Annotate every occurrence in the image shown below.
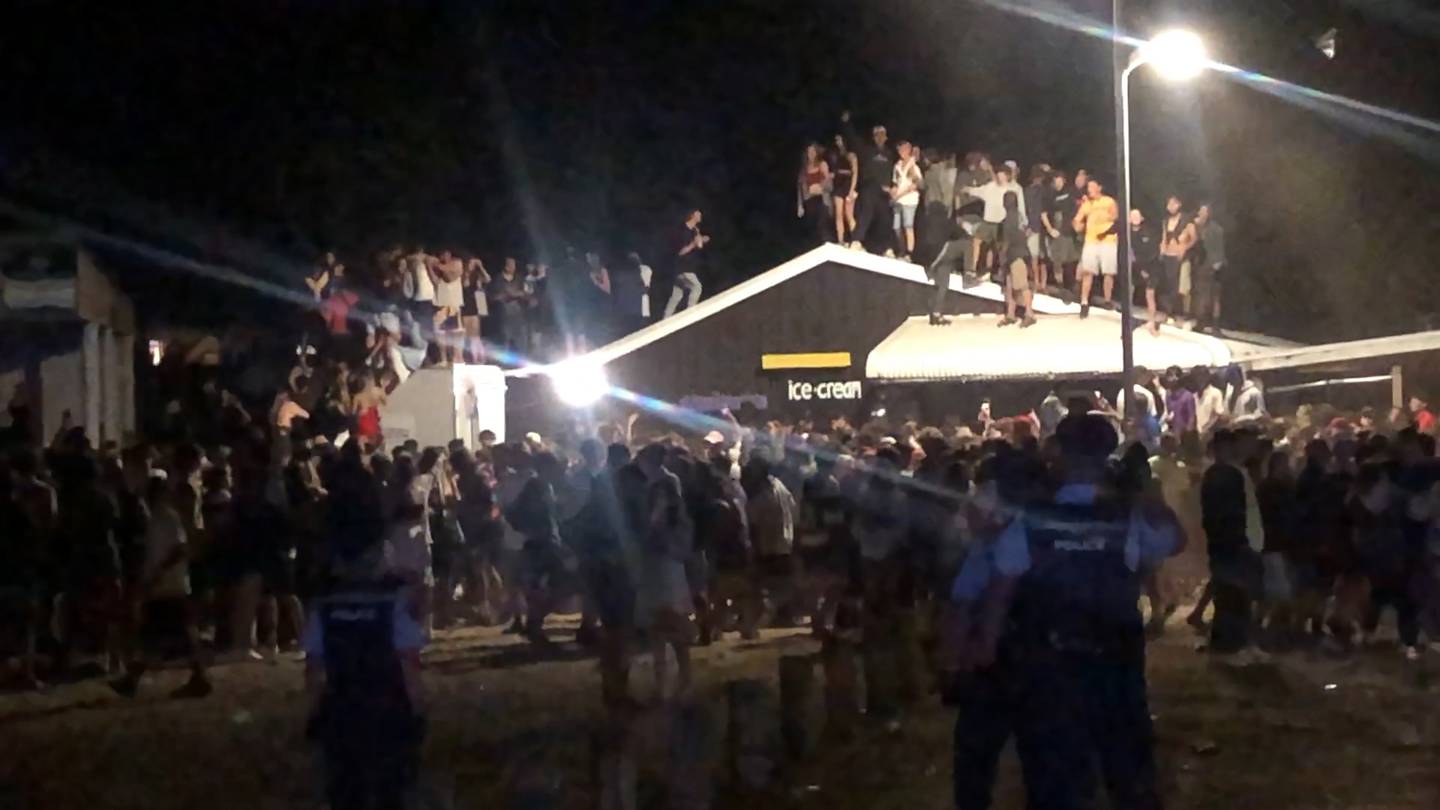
[3,612,1439,810]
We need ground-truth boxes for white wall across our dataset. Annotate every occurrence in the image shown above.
[40,348,83,442]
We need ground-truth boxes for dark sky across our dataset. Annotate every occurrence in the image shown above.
[2,0,1439,341]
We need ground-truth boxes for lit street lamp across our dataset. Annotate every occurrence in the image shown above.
[1114,22,1209,403]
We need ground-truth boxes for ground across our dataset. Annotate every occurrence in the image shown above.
[3,613,1440,810]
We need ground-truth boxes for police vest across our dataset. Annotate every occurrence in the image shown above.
[317,590,412,726]
[1010,499,1144,656]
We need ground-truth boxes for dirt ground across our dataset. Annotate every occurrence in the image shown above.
[4,611,1440,810]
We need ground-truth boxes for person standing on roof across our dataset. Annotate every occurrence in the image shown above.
[664,208,709,318]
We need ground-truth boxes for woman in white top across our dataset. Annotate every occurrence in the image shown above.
[431,250,466,365]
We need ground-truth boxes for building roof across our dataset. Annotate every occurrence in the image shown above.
[510,242,1287,380]
[1238,329,1440,372]
[508,243,1080,377]
[866,314,1236,382]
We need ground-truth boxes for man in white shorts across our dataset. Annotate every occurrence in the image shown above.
[1072,178,1119,318]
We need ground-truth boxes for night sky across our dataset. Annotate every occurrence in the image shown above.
[2,0,1438,342]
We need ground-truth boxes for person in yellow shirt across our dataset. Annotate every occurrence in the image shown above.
[1072,179,1119,317]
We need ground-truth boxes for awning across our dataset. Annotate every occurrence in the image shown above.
[865,314,1235,382]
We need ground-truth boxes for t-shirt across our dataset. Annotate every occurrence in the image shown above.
[1417,409,1437,434]
[1166,388,1197,434]
[860,143,896,191]
[383,520,432,583]
[891,158,922,206]
[142,504,190,599]
[674,224,705,278]
[965,180,1028,225]
[1196,385,1226,434]
[1131,223,1160,265]
[1045,188,1076,236]
[1000,210,1030,264]
[923,163,958,216]
[1076,195,1119,244]
[1198,220,1227,267]
[853,485,908,561]
[1024,184,1046,232]
[408,254,435,302]
[491,273,528,307]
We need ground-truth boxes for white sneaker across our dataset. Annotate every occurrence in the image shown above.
[1404,645,1421,662]
[884,249,896,258]
[848,241,864,251]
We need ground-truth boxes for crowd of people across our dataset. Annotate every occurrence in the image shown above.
[299,211,715,382]
[798,111,1229,332]
[6,355,1440,805]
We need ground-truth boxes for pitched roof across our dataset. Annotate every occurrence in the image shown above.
[511,242,1288,378]
[509,243,1077,376]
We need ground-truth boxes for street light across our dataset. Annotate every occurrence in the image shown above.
[550,358,610,408]
[1114,25,1209,406]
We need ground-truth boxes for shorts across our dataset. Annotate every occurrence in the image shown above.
[409,299,436,325]
[974,221,1000,245]
[1158,256,1182,300]
[892,202,918,230]
[1079,241,1118,276]
[1026,232,1042,259]
[1046,233,1079,265]
[1006,258,1030,292]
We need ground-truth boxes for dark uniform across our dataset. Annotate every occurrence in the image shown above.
[950,477,1173,810]
[1009,497,1161,810]
[306,588,424,810]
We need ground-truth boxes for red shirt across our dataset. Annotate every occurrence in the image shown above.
[322,290,359,335]
[1416,409,1436,434]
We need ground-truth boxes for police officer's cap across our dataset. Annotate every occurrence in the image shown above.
[1055,412,1118,459]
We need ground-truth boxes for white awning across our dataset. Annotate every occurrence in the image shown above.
[865,314,1234,382]
[1237,329,1440,372]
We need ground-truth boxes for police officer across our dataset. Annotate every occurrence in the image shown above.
[304,459,426,810]
[946,413,1179,810]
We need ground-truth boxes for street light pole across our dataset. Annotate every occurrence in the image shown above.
[1111,25,1208,412]
[1113,0,1135,408]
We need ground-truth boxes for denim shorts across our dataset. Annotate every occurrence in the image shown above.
[892,202,918,229]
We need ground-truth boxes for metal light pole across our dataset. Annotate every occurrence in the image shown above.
[1112,24,1208,409]
[1113,0,1135,405]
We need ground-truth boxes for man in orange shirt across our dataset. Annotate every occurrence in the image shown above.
[1072,179,1119,318]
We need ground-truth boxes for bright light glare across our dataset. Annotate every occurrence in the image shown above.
[1140,29,1207,81]
[550,360,610,408]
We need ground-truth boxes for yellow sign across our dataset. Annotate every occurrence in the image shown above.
[761,352,852,371]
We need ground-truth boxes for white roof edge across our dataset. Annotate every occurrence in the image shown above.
[864,313,1235,383]
[1239,329,1440,372]
[506,244,1081,377]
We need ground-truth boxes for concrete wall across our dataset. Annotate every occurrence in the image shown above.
[29,325,135,445]
[39,348,83,443]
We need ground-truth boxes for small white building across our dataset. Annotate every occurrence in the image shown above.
[0,234,137,446]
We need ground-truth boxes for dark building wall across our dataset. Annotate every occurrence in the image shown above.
[599,261,999,422]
